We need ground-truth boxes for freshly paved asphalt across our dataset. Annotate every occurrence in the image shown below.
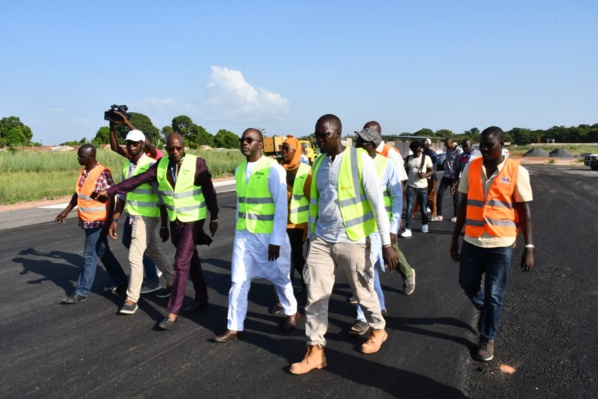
[0,165,596,398]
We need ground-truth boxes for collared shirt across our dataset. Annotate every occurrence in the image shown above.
[78,166,114,230]
[376,141,408,182]
[458,159,533,248]
[314,150,391,245]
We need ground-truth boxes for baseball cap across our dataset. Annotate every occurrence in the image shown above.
[125,130,145,142]
[424,138,431,146]
[354,128,382,146]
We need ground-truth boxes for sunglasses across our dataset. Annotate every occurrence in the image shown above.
[238,137,262,144]
[125,140,142,146]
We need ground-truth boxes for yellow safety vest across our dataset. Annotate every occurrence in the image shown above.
[289,162,311,224]
[157,154,207,222]
[310,147,377,240]
[122,156,160,217]
[236,156,276,233]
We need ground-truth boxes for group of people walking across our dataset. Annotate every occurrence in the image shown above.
[55,112,534,369]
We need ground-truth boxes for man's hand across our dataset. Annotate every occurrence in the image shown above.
[159,225,169,243]
[521,248,534,272]
[209,220,218,237]
[390,233,397,245]
[108,221,119,239]
[382,245,399,271]
[450,239,460,262]
[450,183,457,195]
[55,211,68,223]
[268,245,280,261]
[94,190,109,203]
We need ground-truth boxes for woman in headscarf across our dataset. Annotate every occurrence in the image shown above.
[270,135,312,314]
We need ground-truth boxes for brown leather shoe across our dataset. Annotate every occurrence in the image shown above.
[213,329,245,343]
[361,329,388,354]
[281,312,300,332]
[289,345,327,375]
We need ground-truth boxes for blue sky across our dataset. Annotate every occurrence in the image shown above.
[1,0,597,145]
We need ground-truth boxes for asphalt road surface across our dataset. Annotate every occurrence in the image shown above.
[0,165,596,399]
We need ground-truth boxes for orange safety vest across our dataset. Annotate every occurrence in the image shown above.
[465,158,519,238]
[377,144,400,158]
[76,164,110,222]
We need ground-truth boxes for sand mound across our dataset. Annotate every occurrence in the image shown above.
[549,148,574,157]
[522,148,550,157]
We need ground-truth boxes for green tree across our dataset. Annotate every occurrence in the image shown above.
[113,112,160,144]
[0,116,33,146]
[93,126,110,144]
[509,128,532,145]
[172,115,195,144]
[435,129,453,138]
[413,128,434,137]
[214,129,239,149]
[193,125,214,147]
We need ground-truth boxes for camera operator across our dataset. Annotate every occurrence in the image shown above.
[109,112,163,160]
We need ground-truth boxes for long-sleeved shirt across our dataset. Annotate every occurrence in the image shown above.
[106,156,219,221]
[75,166,115,230]
[313,149,391,246]
[443,145,464,179]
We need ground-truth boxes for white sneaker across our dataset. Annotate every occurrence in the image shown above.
[426,207,431,214]
[400,229,412,238]
[430,215,443,222]
[451,217,457,223]
[421,224,428,233]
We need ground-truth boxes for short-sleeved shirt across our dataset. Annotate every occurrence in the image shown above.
[458,159,533,248]
[405,155,433,189]
[78,167,115,230]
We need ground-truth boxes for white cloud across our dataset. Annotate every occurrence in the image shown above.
[200,66,290,121]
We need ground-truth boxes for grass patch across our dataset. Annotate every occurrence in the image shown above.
[0,147,244,204]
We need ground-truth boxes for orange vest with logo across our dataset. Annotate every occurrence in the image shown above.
[76,164,110,222]
[465,158,519,238]
[377,144,400,158]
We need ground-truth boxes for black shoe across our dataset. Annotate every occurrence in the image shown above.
[62,293,87,304]
[182,302,208,314]
[155,285,173,298]
[103,284,126,295]
[158,317,177,330]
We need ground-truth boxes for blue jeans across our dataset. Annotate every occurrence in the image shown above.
[76,227,128,296]
[405,185,428,229]
[459,241,513,341]
[122,216,160,283]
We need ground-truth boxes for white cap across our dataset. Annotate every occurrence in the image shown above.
[125,130,145,142]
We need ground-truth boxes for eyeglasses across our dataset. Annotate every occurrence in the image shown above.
[238,137,262,144]
[166,146,184,152]
[355,138,373,147]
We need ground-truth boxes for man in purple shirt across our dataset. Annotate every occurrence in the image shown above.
[95,133,219,330]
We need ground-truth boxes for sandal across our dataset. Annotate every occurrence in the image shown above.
[349,320,370,336]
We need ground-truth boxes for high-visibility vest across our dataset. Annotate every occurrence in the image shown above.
[235,156,276,233]
[76,164,110,222]
[289,162,311,224]
[123,156,160,217]
[465,157,520,238]
[310,147,377,241]
[373,155,392,219]
[157,154,207,222]
[377,144,400,158]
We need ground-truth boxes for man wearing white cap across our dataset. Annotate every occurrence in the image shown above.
[107,130,175,315]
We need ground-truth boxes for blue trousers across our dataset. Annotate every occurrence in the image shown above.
[459,241,513,341]
[75,227,128,296]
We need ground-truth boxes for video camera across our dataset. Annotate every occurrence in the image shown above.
[104,104,130,122]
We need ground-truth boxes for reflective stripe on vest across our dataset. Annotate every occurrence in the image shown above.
[156,154,207,222]
[76,164,110,222]
[235,156,275,233]
[310,147,376,240]
[465,158,520,238]
[289,162,311,224]
[123,156,160,217]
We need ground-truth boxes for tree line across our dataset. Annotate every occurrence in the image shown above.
[2,114,598,148]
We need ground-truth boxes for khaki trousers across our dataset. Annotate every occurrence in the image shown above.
[304,236,385,346]
[126,215,174,302]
